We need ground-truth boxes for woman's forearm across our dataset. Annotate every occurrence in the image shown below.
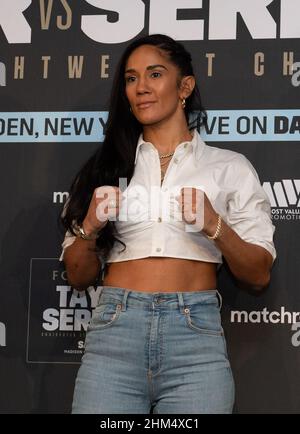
[206,215,273,290]
[63,237,101,291]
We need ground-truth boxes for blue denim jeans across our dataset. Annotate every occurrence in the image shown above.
[72,286,235,414]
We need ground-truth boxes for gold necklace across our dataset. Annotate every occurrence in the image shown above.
[159,151,174,159]
[160,154,172,184]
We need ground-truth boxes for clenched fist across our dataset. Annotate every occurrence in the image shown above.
[82,186,123,237]
[175,187,218,234]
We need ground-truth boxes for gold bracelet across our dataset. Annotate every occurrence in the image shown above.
[206,214,222,240]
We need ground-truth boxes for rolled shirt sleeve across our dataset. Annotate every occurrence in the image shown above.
[225,154,276,264]
[59,197,76,261]
[59,230,76,261]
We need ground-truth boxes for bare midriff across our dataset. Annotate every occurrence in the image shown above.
[102,257,218,293]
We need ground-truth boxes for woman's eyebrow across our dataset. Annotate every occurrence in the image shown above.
[125,64,168,74]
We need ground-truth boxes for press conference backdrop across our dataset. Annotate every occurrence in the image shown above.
[0,0,299,414]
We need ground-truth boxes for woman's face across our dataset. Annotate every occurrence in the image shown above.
[124,44,184,126]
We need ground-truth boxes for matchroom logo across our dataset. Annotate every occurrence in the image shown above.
[263,179,300,221]
[231,307,300,324]
[230,308,300,348]
[27,258,101,363]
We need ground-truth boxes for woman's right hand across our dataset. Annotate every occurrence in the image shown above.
[82,186,123,236]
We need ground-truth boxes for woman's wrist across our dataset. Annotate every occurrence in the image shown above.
[82,220,100,237]
[79,224,99,240]
[74,220,106,241]
[85,217,108,233]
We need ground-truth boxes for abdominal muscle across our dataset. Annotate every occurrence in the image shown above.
[102,257,218,293]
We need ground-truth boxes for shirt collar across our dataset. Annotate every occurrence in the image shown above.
[134,128,205,165]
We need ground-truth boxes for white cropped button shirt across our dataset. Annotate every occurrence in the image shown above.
[59,129,276,269]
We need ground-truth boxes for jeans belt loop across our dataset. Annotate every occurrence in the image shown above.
[177,292,185,313]
[121,289,129,312]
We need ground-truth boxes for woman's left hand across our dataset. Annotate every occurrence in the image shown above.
[175,187,219,235]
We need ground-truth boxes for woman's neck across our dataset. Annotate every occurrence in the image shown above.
[143,123,193,155]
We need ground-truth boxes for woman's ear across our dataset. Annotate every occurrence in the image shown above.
[179,76,196,99]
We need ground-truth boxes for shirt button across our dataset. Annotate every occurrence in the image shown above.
[156,247,161,252]
[174,158,179,164]
[184,143,188,148]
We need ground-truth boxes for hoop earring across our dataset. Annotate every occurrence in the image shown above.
[181,98,186,109]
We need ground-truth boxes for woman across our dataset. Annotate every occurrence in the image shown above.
[60,34,276,414]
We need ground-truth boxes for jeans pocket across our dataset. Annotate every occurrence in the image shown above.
[183,302,224,337]
[88,302,122,330]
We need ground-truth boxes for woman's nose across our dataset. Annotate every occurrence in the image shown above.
[136,77,150,94]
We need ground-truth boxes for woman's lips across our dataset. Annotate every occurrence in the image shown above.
[136,102,155,109]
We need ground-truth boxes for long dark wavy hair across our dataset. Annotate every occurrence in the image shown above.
[61,34,207,262]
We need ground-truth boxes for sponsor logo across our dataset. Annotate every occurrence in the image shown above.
[263,180,300,221]
[53,191,69,204]
[231,307,300,324]
[0,322,6,347]
[27,258,101,363]
[231,308,300,348]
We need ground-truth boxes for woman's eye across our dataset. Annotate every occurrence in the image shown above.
[125,72,161,83]
[151,72,161,78]
[125,76,135,83]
